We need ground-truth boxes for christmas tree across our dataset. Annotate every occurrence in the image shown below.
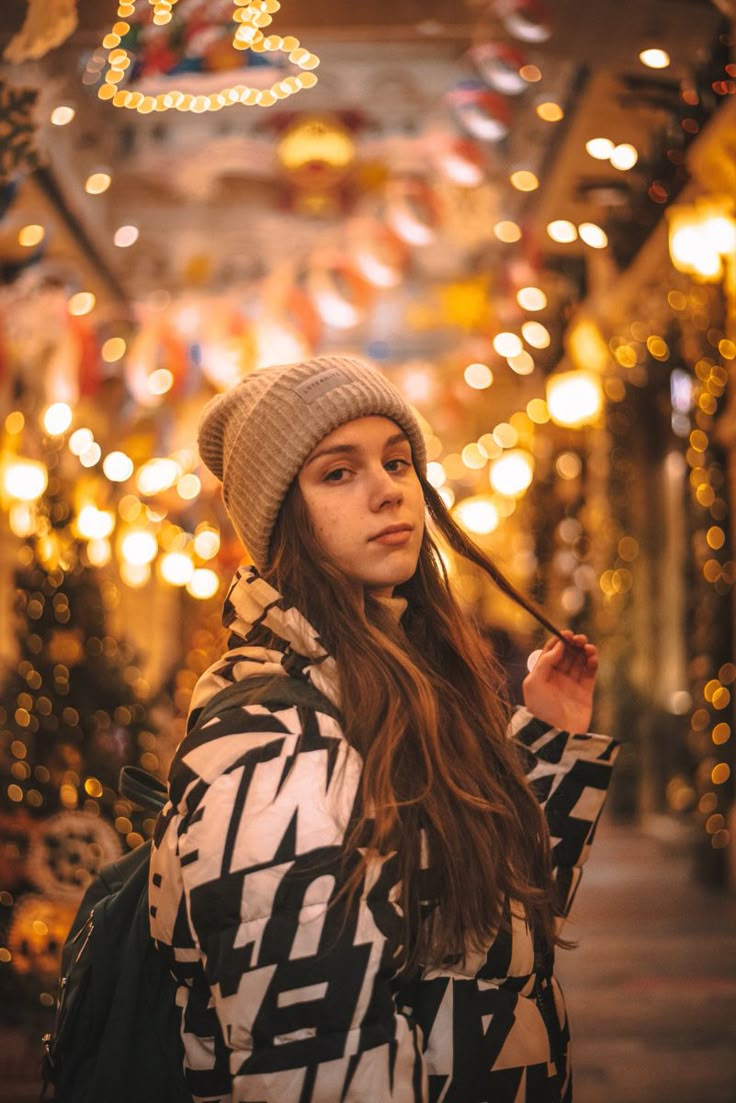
[0,474,160,1029]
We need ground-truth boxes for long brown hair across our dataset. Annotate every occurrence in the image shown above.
[266,472,564,974]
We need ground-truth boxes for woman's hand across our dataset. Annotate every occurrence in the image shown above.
[522,631,598,733]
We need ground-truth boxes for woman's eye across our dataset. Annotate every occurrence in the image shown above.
[324,467,347,483]
[385,458,410,473]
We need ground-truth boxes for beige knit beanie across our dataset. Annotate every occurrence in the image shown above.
[197,355,427,568]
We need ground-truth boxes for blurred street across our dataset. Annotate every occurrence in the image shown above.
[559,818,736,1103]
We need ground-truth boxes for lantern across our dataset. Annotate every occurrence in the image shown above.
[496,0,552,43]
[469,41,528,95]
[447,81,510,143]
[306,251,373,329]
[385,178,438,247]
[347,218,408,288]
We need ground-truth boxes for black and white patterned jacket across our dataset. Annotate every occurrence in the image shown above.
[150,566,618,1103]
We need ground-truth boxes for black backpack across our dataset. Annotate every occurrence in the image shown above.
[41,674,339,1103]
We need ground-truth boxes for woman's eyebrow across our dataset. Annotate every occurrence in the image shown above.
[304,443,358,466]
[305,432,409,467]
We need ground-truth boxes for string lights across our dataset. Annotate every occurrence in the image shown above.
[98,0,319,114]
[2,402,222,600]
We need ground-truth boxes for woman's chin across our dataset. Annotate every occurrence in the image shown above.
[360,568,415,591]
[342,547,419,592]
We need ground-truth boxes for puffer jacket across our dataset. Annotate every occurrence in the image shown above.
[150,566,618,1103]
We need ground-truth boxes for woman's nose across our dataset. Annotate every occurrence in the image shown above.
[369,465,402,507]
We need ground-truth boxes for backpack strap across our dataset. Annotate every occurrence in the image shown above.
[192,673,341,733]
[118,766,169,813]
[124,676,341,812]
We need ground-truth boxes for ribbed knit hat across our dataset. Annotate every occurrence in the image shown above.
[197,355,427,568]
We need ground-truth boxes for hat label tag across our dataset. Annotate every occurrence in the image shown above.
[290,368,349,404]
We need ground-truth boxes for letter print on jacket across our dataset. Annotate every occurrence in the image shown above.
[150,566,619,1103]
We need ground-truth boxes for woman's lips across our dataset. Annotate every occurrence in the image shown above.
[370,528,413,545]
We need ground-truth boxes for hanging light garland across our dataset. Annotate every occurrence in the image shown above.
[97,0,319,114]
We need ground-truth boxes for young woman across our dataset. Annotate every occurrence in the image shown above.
[150,356,618,1103]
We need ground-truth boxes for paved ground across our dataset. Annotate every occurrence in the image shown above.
[1,817,735,1101]
[557,818,736,1103]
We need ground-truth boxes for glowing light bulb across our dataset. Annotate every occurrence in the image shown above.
[121,529,158,566]
[69,292,96,316]
[18,224,44,247]
[426,461,447,488]
[177,474,201,500]
[527,398,550,423]
[43,403,72,435]
[69,428,94,455]
[148,369,174,395]
[585,138,614,160]
[507,351,535,375]
[51,105,76,126]
[494,220,522,243]
[639,48,670,69]
[579,222,608,248]
[519,64,542,82]
[85,172,112,195]
[79,442,102,468]
[120,562,151,588]
[103,451,134,482]
[522,321,551,348]
[489,450,534,496]
[454,496,499,535]
[193,526,220,560]
[493,332,523,358]
[536,101,563,122]
[3,459,48,502]
[462,443,487,470]
[464,362,493,389]
[510,169,539,192]
[114,225,139,247]
[703,214,736,255]
[610,143,638,171]
[556,452,582,480]
[5,411,24,434]
[516,286,547,311]
[547,220,577,244]
[102,338,126,363]
[136,458,181,496]
[9,502,35,537]
[77,505,115,539]
[187,568,219,599]
[160,552,194,586]
[492,422,519,449]
[87,538,112,566]
[478,434,502,460]
[546,370,603,427]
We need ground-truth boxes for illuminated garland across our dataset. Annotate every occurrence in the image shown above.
[683,349,733,853]
[98,0,319,113]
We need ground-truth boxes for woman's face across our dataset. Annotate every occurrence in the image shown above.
[297,416,425,595]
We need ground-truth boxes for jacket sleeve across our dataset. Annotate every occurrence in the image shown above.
[174,703,426,1103]
[507,707,619,919]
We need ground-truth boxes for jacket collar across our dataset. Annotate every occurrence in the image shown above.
[222,565,332,663]
[186,566,340,729]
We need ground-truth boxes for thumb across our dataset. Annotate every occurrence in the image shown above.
[532,638,564,674]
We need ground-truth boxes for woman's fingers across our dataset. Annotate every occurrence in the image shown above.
[528,633,599,683]
[566,643,598,682]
